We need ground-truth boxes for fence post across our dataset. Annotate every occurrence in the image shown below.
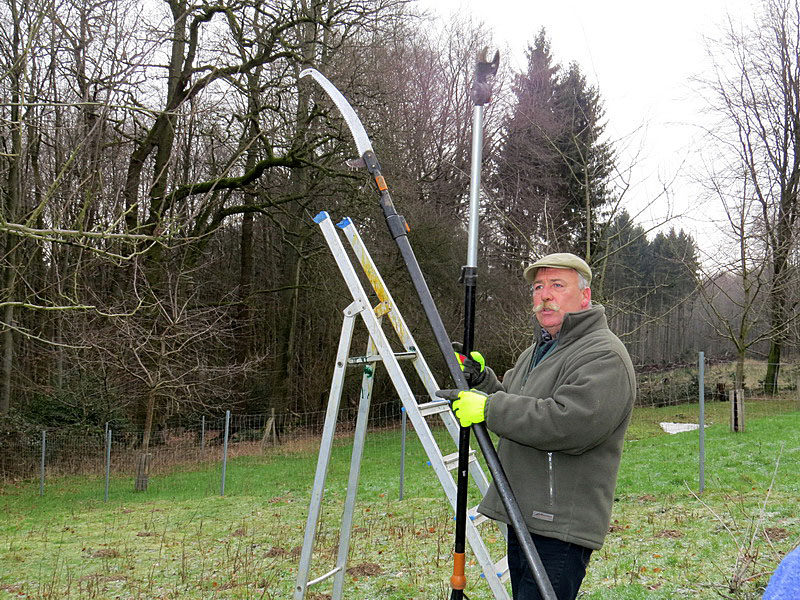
[698,352,705,494]
[261,408,277,450]
[221,410,230,496]
[39,430,46,497]
[200,416,205,451]
[730,389,745,432]
[399,406,406,500]
[104,428,112,502]
[796,377,800,410]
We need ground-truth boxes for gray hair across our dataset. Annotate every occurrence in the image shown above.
[577,272,592,306]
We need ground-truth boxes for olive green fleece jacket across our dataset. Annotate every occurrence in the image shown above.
[475,305,635,550]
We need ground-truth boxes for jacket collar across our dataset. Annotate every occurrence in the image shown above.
[536,305,608,346]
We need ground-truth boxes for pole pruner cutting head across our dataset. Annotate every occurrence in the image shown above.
[472,48,500,106]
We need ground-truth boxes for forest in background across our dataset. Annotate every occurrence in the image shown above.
[2,0,800,450]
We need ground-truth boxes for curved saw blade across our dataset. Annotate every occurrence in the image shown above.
[300,68,374,157]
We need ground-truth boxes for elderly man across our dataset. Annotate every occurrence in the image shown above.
[439,253,636,600]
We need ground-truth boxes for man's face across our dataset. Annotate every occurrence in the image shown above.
[532,267,591,336]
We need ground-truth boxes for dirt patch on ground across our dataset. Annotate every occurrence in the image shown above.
[655,529,684,539]
[0,585,23,594]
[89,548,122,558]
[763,527,790,541]
[348,562,382,577]
[266,545,301,558]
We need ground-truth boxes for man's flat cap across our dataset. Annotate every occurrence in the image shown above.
[523,253,592,285]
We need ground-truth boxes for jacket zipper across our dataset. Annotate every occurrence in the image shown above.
[547,452,555,506]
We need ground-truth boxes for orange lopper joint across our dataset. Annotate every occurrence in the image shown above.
[450,552,466,590]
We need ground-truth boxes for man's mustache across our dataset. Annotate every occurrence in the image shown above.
[533,302,560,313]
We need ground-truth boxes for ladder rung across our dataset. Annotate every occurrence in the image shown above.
[467,505,489,527]
[417,399,451,417]
[347,351,417,365]
[442,449,476,471]
[306,566,342,587]
[480,555,509,583]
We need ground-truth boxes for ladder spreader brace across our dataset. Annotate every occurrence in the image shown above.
[293,212,510,600]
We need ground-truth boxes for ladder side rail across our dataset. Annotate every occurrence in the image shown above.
[356,300,510,599]
[331,326,381,599]
[339,219,440,398]
[318,215,458,508]
[315,213,509,600]
[436,406,491,496]
[465,511,510,598]
[342,219,506,594]
[340,218,491,497]
[294,307,359,600]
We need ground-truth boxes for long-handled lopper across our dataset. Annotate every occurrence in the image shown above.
[300,67,556,600]
[450,48,499,600]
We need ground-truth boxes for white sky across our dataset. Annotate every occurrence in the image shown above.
[417,0,758,255]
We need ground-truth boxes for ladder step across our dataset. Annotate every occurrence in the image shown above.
[441,449,476,471]
[347,351,417,365]
[417,399,451,417]
[306,565,342,587]
[480,555,510,583]
[467,505,489,527]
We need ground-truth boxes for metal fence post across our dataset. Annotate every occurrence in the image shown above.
[698,352,705,494]
[399,406,406,500]
[221,410,230,496]
[201,416,206,451]
[39,430,46,497]
[796,377,800,410]
[104,428,112,502]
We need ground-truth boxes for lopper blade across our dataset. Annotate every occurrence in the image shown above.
[300,68,374,157]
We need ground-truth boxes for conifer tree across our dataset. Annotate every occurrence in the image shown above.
[493,28,614,265]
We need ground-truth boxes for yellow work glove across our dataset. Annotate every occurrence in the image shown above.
[452,342,486,386]
[435,389,488,427]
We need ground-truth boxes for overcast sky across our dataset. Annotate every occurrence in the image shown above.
[417,0,759,255]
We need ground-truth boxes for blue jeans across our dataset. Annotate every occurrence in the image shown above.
[507,527,592,600]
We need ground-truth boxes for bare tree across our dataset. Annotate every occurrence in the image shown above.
[695,171,772,387]
[86,264,260,490]
[701,0,800,391]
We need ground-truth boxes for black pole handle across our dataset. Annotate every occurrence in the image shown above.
[363,160,556,600]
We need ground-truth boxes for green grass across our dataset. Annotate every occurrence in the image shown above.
[1,403,799,599]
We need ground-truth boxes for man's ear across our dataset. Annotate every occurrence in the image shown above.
[581,287,592,309]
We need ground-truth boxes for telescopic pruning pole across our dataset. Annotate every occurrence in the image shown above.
[450,48,499,600]
[299,68,555,600]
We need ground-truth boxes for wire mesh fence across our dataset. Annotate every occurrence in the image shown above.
[0,402,408,493]
[2,359,799,498]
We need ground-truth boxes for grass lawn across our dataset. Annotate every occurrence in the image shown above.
[1,401,798,599]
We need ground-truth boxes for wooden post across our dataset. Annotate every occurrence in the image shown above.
[260,408,277,449]
[796,378,800,409]
[730,388,745,432]
[135,453,151,491]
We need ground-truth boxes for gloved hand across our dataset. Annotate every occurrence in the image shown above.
[435,389,488,427]
[452,342,486,386]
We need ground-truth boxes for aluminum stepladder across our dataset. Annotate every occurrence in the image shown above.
[293,211,510,600]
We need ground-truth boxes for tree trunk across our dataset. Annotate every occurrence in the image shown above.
[764,339,781,394]
[273,236,305,410]
[235,68,261,362]
[135,387,157,492]
[735,350,745,391]
[1,1,23,415]
[765,239,789,394]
